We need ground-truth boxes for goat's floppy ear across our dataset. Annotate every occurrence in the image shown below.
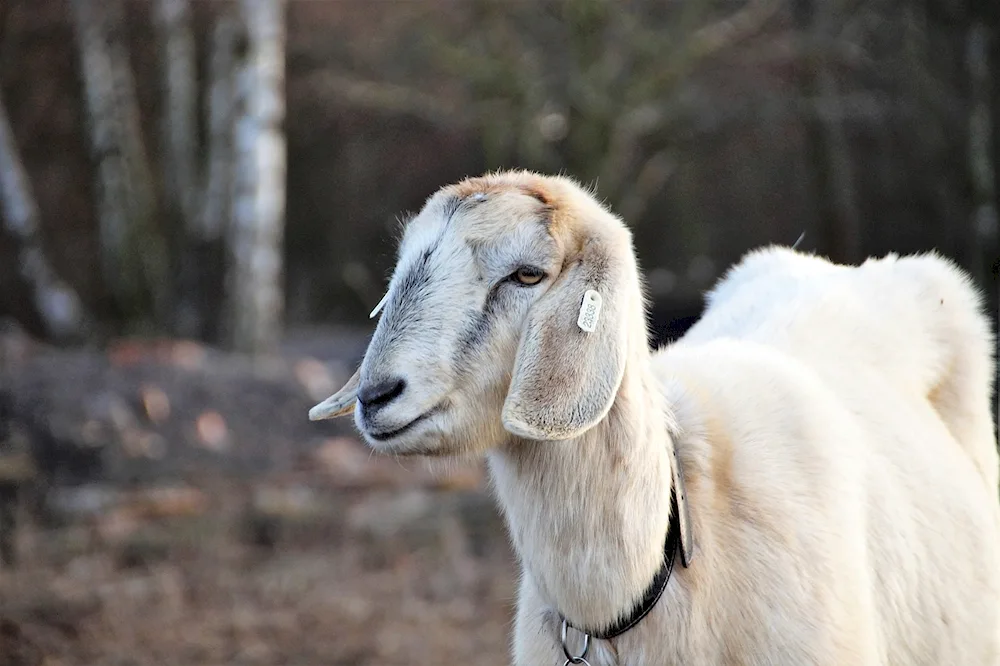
[502,235,629,440]
[309,366,361,421]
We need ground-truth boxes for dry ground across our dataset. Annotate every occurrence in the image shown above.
[0,326,519,665]
[0,473,517,666]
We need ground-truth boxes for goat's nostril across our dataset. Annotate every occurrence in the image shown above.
[357,377,406,408]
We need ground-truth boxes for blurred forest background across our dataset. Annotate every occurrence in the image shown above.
[0,0,997,664]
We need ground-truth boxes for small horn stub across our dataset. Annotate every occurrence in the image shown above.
[308,367,361,421]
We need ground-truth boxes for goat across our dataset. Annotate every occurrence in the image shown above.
[310,170,1000,665]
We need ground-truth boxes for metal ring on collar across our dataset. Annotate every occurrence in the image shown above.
[560,618,591,664]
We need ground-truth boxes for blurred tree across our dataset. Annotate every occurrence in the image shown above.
[70,0,287,355]
[162,4,238,342]
[200,15,239,246]
[966,11,996,282]
[295,0,783,305]
[70,0,169,331]
[966,0,998,430]
[227,0,287,356]
[0,0,995,349]
[155,0,197,233]
[155,0,199,335]
[0,92,88,342]
[422,0,783,221]
[793,0,862,264]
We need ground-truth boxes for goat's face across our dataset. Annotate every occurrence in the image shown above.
[310,171,641,456]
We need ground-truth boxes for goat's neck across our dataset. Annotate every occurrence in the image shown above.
[488,346,675,631]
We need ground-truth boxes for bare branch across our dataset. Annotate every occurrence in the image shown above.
[293,71,471,129]
[688,0,787,61]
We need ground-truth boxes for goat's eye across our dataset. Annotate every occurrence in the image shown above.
[512,266,546,286]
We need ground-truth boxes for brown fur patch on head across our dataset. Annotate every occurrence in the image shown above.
[444,171,584,238]
[448,176,497,200]
[518,184,551,206]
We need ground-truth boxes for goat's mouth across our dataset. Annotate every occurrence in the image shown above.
[365,404,443,442]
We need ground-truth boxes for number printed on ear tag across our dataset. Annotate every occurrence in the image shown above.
[577,290,602,333]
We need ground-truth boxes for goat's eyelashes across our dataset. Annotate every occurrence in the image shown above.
[511,266,546,286]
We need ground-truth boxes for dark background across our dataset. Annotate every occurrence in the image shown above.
[1,0,997,340]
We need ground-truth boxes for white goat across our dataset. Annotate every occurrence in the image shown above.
[310,170,1000,665]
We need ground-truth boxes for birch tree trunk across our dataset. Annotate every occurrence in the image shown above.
[0,94,88,342]
[228,0,287,355]
[71,0,168,327]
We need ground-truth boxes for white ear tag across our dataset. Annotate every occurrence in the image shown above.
[369,291,389,319]
[577,289,602,333]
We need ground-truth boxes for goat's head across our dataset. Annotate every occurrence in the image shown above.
[310,171,645,455]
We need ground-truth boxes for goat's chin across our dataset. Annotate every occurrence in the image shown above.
[359,421,489,459]
[358,418,451,457]
[364,436,443,457]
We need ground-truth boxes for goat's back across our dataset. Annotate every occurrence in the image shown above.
[682,246,999,490]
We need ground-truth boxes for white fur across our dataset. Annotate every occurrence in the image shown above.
[312,171,1000,665]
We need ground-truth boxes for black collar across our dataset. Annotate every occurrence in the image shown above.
[559,489,682,641]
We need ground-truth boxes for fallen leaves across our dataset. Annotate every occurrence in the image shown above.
[107,339,207,370]
[139,384,170,424]
[195,411,229,452]
[0,616,44,666]
[292,358,337,402]
[97,485,210,542]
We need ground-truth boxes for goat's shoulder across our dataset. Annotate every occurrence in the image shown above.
[653,339,865,527]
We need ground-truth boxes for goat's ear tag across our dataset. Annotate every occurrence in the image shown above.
[369,291,389,319]
[577,290,602,333]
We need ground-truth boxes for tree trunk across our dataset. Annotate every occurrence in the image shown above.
[793,0,863,264]
[988,5,1000,267]
[966,21,996,281]
[816,67,862,264]
[227,0,286,356]
[70,0,168,327]
[156,0,199,338]
[0,483,17,568]
[985,6,1000,438]
[0,93,88,342]
[171,11,238,340]
[200,15,239,242]
[155,0,198,230]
